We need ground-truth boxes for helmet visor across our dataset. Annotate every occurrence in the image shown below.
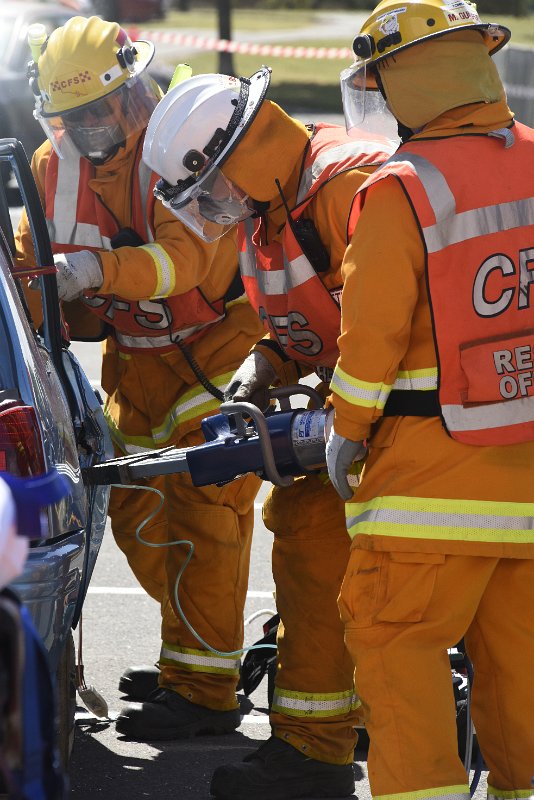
[340,62,398,142]
[35,71,160,160]
[155,167,255,242]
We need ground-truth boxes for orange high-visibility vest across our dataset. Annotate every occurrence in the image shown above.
[45,138,225,354]
[349,122,534,446]
[239,123,394,373]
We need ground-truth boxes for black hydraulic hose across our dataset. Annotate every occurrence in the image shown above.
[173,337,224,402]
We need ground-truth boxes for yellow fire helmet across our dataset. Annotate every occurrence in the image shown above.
[32,16,159,162]
[340,0,510,137]
[352,0,509,85]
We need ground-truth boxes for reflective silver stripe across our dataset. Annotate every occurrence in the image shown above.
[50,155,111,248]
[388,152,534,255]
[254,253,316,296]
[330,369,391,408]
[385,152,456,223]
[138,159,154,243]
[152,378,230,442]
[49,146,151,248]
[239,218,257,278]
[115,319,221,351]
[140,242,174,297]
[393,373,438,391]
[46,218,111,249]
[442,395,534,432]
[272,688,359,717]
[297,140,382,203]
[160,646,240,673]
[347,506,534,533]
[424,196,534,254]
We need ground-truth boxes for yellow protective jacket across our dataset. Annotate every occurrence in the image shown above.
[15,132,264,446]
[242,131,380,385]
[330,99,534,558]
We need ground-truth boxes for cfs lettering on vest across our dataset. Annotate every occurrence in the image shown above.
[460,335,534,403]
[473,251,534,316]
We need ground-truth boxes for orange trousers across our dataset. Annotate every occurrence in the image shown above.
[109,426,261,710]
[263,474,361,765]
[339,548,534,799]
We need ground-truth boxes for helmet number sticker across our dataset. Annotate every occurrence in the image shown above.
[441,1,481,25]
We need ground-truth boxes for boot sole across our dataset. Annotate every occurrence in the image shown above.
[116,713,241,741]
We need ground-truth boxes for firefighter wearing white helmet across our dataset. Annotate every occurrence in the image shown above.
[144,68,271,242]
[143,65,398,798]
[15,15,264,742]
[323,2,534,800]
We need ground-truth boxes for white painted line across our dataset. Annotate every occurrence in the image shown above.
[76,710,270,724]
[87,587,275,597]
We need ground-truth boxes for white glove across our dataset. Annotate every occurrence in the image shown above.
[53,250,103,302]
[325,412,367,501]
[224,351,277,411]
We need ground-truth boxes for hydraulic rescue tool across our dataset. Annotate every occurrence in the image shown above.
[83,386,329,487]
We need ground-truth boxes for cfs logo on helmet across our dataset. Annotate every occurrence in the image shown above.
[50,70,92,93]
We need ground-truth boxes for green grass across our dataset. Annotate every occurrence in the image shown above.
[499,14,534,46]
[179,44,348,113]
[147,8,318,31]
[145,9,534,113]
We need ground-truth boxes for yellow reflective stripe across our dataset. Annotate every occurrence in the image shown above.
[160,644,240,675]
[346,495,534,544]
[103,408,156,453]
[393,368,438,391]
[375,785,469,800]
[152,371,233,444]
[104,372,233,450]
[139,242,176,298]
[330,364,392,409]
[488,789,533,800]
[272,688,360,718]
[118,351,132,360]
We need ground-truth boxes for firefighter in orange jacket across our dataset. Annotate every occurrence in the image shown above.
[16,16,264,740]
[325,2,534,799]
[142,68,397,798]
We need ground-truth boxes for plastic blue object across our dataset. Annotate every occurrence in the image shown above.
[0,469,70,538]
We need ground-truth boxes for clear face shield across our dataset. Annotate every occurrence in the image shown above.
[340,60,399,144]
[155,166,255,243]
[35,70,160,162]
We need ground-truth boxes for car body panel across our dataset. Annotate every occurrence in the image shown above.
[0,138,112,675]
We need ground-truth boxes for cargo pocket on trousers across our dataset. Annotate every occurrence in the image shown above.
[338,550,386,628]
[376,551,445,623]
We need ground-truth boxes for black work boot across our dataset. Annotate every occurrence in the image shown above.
[210,736,355,800]
[115,688,241,741]
[118,665,160,700]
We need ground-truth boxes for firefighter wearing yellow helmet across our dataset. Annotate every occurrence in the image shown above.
[325,1,534,799]
[16,15,264,741]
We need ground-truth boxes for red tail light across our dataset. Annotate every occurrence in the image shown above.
[0,405,46,476]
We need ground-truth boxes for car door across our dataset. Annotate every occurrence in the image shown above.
[0,138,112,667]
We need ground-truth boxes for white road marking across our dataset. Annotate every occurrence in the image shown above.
[87,587,274,597]
[75,710,270,724]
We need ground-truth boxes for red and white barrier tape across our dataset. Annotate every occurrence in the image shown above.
[129,27,353,60]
